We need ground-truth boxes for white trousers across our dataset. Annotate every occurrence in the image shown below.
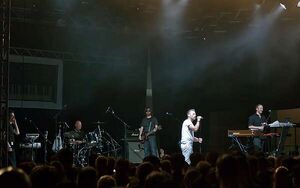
[181,142,193,165]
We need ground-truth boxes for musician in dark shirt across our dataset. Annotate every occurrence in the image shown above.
[138,107,159,157]
[248,104,267,152]
[64,120,86,148]
[7,111,20,167]
[70,120,85,142]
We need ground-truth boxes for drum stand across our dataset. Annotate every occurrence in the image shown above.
[102,131,121,157]
[25,134,39,162]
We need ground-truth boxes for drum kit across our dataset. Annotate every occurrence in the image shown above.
[62,121,121,167]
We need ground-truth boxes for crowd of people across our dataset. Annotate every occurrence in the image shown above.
[0,149,300,188]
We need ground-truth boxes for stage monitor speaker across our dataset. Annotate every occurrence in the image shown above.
[128,141,144,163]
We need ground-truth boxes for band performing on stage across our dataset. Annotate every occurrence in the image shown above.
[2,104,297,167]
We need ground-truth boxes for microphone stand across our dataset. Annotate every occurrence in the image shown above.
[107,109,130,159]
[28,119,52,163]
[53,106,67,146]
[266,111,272,124]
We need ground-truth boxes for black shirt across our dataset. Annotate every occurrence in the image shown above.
[248,114,267,127]
[8,122,17,143]
[140,116,158,134]
[69,129,85,141]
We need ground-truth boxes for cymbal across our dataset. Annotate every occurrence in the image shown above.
[91,121,106,125]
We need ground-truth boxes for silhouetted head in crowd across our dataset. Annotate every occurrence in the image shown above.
[114,158,130,186]
[97,175,116,188]
[143,155,161,171]
[183,169,201,188]
[205,152,219,167]
[281,157,297,171]
[106,157,115,175]
[160,160,172,174]
[170,153,186,171]
[190,152,205,167]
[273,166,293,188]
[136,162,154,187]
[55,148,74,169]
[292,164,300,188]
[50,160,66,182]
[144,171,174,188]
[77,166,97,188]
[17,161,37,175]
[95,156,108,179]
[216,154,239,188]
[196,161,212,177]
[30,165,60,188]
[0,167,32,188]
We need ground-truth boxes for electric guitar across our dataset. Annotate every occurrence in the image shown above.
[140,125,162,144]
[52,127,63,152]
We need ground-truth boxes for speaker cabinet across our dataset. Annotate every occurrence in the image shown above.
[128,141,144,163]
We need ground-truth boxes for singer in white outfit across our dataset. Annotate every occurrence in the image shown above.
[180,109,203,164]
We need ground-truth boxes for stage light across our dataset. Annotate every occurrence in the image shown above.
[297,1,300,7]
[280,3,287,10]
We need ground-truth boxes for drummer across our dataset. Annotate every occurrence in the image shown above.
[66,120,86,144]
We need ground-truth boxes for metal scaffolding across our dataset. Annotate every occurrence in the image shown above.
[0,0,11,168]
[10,47,128,64]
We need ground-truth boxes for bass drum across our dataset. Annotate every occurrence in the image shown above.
[89,139,118,157]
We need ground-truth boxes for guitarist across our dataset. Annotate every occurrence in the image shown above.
[138,107,159,157]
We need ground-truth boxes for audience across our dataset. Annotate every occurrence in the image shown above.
[1,149,300,188]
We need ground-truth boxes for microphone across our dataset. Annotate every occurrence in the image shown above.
[166,112,173,116]
[266,110,272,122]
[106,107,111,113]
[198,116,204,120]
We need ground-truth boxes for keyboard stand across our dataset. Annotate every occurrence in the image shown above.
[229,136,248,154]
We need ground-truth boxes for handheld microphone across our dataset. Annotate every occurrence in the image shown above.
[198,116,204,120]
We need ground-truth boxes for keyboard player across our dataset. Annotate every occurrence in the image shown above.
[248,104,267,152]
